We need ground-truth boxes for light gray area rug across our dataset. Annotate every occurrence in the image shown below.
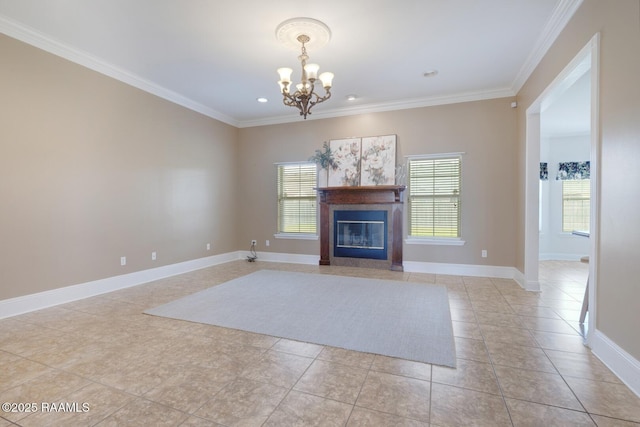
[145,270,456,367]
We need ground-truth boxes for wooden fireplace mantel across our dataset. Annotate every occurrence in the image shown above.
[317,185,405,204]
[317,185,405,270]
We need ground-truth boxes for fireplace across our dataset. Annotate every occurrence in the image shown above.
[317,185,405,271]
[334,210,387,260]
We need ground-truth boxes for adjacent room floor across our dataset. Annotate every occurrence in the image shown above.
[1,260,639,426]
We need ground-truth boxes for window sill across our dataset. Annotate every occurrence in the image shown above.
[405,236,466,246]
[274,233,318,241]
[558,231,590,238]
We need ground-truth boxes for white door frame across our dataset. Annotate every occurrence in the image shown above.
[524,33,600,343]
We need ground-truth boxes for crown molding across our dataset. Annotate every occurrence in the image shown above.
[2,1,580,130]
[511,0,584,93]
[237,87,516,128]
[0,14,240,127]
[0,13,513,130]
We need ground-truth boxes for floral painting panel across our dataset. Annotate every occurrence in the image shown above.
[360,135,396,185]
[328,138,361,186]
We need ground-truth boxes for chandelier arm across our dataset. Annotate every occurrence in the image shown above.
[309,89,332,107]
[282,91,312,117]
[281,92,299,107]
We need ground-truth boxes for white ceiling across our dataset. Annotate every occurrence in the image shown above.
[541,70,591,138]
[0,0,583,128]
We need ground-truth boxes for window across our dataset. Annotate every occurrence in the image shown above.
[408,155,461,239]
[562,179,590,232]
[276,163,317,235]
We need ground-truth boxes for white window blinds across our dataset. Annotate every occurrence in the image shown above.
[408,156,461,238]
[562,179,590,232]
[277,163,317,234]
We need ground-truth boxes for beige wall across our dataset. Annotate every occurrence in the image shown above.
[2,1,637,366]
[0,34,239,301]
[237,99,518,267]
[516,0,640,360]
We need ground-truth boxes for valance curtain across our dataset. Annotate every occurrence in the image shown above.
[540,162,548,181]
[556,161,590,180]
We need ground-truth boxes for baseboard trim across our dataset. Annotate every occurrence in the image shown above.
[512,268,527,289]
[0,251,241,319]
[590,330,640,398]
[0,252,534,319]
[252,253,529,284]
[245,251,320,265]
[539,253,583,261]
[403,260,520,280]
[250,252,523,281]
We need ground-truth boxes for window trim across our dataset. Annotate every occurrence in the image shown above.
[405,153,464,242]
[405,236,466,246]
[275,161,318,237]
[273,232,318,241]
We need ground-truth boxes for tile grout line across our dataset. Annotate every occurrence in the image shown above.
[468,282,516,427]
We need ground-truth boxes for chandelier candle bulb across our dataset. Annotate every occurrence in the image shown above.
[304,63,319,80]
[319,72,334,88]
[277,67,292,82]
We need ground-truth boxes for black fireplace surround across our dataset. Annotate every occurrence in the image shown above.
[333,210,388,260]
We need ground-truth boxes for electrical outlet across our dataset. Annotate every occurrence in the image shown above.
[206,243,211,251]
[251,240,257,246]
[481,250,487,258]
[120,256,126,266]
[266,240,270,247]
[151,251,157,261]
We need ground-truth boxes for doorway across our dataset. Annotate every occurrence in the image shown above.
[524,34,599,343]
[539,71,591,262]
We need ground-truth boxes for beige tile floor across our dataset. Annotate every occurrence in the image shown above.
[1,260,639,426]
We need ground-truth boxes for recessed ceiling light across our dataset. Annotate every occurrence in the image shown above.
[346,94,357,101]
[256,97,268,103]
[423,70,439,77]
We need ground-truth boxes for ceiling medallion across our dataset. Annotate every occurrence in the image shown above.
[275,18,334,119]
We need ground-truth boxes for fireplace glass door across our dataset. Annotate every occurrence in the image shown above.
[333,210,387,259]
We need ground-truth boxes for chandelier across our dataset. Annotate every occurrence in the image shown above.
[276,18,334,119]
